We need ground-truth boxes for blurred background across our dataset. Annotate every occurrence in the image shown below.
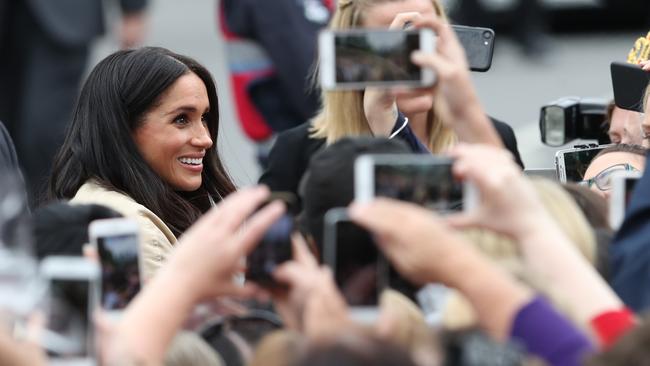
[51,0,650,185]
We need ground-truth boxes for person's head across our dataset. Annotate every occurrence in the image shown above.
[561,183,613,279]
[32,203,122,260]
[49,47,236,236]
[642,84,650,148]
[311,0,455,152]
[292,334,419,366]
[581,144,646,200]
[606,102,644,145]
[444,177,597,330]
[299,137,410,250]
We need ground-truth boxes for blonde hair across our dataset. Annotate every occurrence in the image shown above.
[309,0,457,152]
[377,289,441,366]
[443,177,597,330]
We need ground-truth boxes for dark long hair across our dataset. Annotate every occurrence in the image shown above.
[48,47,236,237]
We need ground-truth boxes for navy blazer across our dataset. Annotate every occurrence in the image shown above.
[609,151,650,311]
[20,0,146,46]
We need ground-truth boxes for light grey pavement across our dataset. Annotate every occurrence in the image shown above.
[92,0,645,186]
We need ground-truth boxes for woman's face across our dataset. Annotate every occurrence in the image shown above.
[362,0,438,116]
[133,72,213,192]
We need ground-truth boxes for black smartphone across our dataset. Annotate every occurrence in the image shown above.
[246,193,297,288]
[453,25,496,72]
[323,208,418,307]
[611,61,650,112]
[323,208,383,306]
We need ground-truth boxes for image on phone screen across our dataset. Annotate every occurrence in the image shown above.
[97,234,140,311]
[47,278,90,358]
[246,214,293,287]
[562,147,605,182]
[326,218,382,306]
[375,162,464,212]
[334,30,421,84]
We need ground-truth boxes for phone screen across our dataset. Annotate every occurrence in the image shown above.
[562,148,605,182]
[330,220,382,306]
[335,30,421,84]
[246,214,293,287]
[374,162,464,212]
[47,278,90,358]
[97,234,141,311]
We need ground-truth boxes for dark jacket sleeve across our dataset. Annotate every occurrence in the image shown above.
[489,117,524,169]
[609,151,650,312]
[222,0,324,122]
[258,123,325,194]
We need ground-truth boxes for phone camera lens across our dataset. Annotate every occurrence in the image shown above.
[482,31,492,39]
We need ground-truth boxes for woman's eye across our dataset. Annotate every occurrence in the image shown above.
[173,114,188,125]
[201,113,208,123]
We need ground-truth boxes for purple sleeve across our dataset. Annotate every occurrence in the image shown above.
[511,296,594,366]
[390,113,429,154]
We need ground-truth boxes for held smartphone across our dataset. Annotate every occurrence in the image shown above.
[452,24,495,72]
[318,28,436,90]
[323,208,385,308]
[611,61,650,112]
[88,218,141,314]
[323,208,418,323]
[554,145,611,183]
[609,172,642,230]
[40,256,99,366]
[246,192,298,288]
[354,154,478,213]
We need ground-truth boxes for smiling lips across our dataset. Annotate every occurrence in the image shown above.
[178,156,204,172]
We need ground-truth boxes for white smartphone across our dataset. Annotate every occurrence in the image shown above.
[524,168,559,181]
[609,171,642,230]
[354,154,479,212]
[40,256,99,366]
[554,145,611,183]
[88,218,141,315]
[318,28,436,90]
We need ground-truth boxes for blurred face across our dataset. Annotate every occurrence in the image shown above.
[133,72,213,192]
[608,107,644,145]
[362,0,438,116]
[582,152,645,200]
[643,95,650,148]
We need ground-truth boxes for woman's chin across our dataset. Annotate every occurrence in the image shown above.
[396,96,434,116]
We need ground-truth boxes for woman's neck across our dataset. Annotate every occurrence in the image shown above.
[407,112,429,145]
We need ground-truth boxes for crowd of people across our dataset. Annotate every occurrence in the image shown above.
[2,0,650,365]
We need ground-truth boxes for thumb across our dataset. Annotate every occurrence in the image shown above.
[445,211,481,230]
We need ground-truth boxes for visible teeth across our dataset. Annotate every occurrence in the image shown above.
[178,157,202,165]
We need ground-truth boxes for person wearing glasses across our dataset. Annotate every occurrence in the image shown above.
[580,144,646,200]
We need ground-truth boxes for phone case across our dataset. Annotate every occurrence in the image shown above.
[611,61,650,112]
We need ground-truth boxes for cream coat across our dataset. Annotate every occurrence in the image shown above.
[70,180,176,280]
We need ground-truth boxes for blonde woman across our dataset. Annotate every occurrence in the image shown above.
[260,0,523,196]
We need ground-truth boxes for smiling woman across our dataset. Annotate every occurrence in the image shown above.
[48,47,236,279]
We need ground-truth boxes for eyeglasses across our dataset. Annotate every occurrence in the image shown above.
[579,163,639,191]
